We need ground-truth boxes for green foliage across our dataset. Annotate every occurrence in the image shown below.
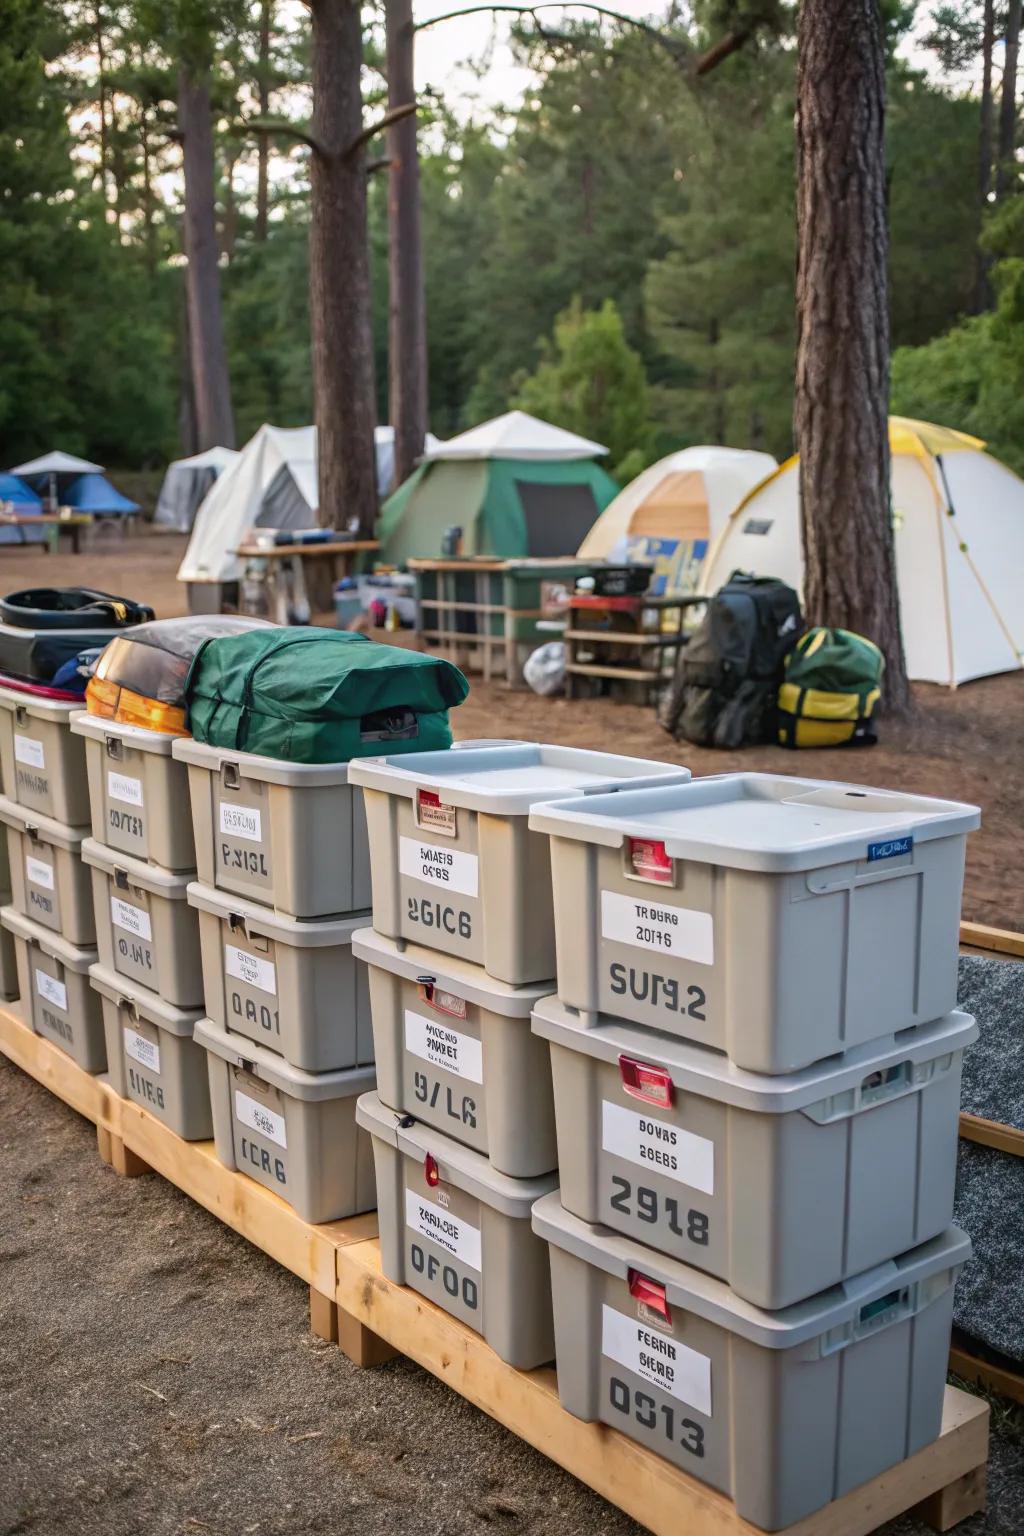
[514,299,653,479]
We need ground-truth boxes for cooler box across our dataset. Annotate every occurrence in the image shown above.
[533,1194,969,1530]
[82,839,201,1008]
[196,1016,376,1223]
[1,905,104,1070]
[189,881,372,1072]
[357,1091,557,1369]
[0,794,94,945]
[354,926,556,1177]
[534,997,975,1308]
[172,738,370,918]
[530,774,979,1073]
[72,712,196,871]
[91,963,212,1140]
[348,745,691,985]
[0,687,90,824]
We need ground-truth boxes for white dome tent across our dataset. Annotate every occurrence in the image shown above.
[700,417,1024,687]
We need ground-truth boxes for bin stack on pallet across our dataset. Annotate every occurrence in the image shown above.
[347,745,691,1367]
[527,773,981,1529]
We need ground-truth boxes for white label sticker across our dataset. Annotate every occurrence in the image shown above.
[14,734,45,769]
[124,1026,161,1075]
[602,1100,714,1196]
[35,969,67,1012]
[405,1187,482,1270]
[601,891,714,965]
[234,1088,287,1148]
[25,855,55,891]
[225,944,277,996]
[602,1305,712,1417]
[110,896,153,941]
[108,770,144,807]
[399,836,479,897]
[219,801,262,842]
[405,1008,483,1083]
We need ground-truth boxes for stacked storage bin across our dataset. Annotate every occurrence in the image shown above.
[527,772,981,1529]
[70,711,213,1138]
[347,744,692,1368]
[172,738,377,1223]
[0,686,105,1069]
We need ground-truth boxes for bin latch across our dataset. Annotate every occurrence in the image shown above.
[106,736,123,761]
[618,1054,674,1109]
[628,1269,672,1322]
[424,1152,440,1188]
[416,976,467,1019]
[627,837,674,886]
[221,762,241,791]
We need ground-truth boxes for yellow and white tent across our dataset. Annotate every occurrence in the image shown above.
[700,417,1024,686]
[577,445,778,596]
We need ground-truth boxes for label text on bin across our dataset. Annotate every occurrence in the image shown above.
[405,1188,481,1270]
[602,1305,711,1417]
[220,802,262,842]
[124,1026,161,1075]
[14,734,45,769]
[25,855,55,891]
[111,896,152,942]
[35,969,67,1012]
[234,1088,287,1148]
[399,836,479,897]
[601,891,713,965]
[108,771,144,807]
[225,945,277,997]
[405,1008,483,1083]
[602,1100,714,1195]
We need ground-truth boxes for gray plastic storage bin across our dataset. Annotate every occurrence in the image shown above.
[349,745,691,985]
[0,794,95,945]
[172,737,370,918]
[189,881,372,1072]
[354,926,556,1177]
[534,1194,969,1530]
[196,1016,376,1223]
[357,1091,558,1368]
[91,962,212,1139]
[1,905,104,1070]
[72,712,196,870]
[534,996,975,1308]
[82,838,202,1008]
[531,774,979,1073]
[0,687,90,824]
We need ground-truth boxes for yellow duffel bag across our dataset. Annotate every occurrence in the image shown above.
[778,627,883,748]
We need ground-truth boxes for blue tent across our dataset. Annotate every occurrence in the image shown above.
[64,473,139,515]
[0,472,46,545]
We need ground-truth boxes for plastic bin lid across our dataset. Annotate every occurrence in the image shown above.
[0,903,96,971]
[186,882,370,947]
[351,927,553,1017]
[195,1015,376,1101]
[528,772,981,874]
[81,838,192,899]
[0,792,87,852]
[532,1194,972,1350]
[356,1091,558,1217]
[171,735,357,787]
[347,744,691,816]
[89,961,203,1035]
[70,709,178,756]
[0,683,81,721]
[533,997,978,1113]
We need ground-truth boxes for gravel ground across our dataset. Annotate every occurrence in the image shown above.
[1,1056,1022,1536]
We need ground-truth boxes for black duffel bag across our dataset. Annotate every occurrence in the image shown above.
[0,587,154,684]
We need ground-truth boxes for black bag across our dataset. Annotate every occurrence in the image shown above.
[0,587,154,684]
[660,571,803,748]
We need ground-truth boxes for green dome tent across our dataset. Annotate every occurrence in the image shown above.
[378,411,619,564]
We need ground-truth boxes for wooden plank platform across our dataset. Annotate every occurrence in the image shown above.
[0,1000,990,1536]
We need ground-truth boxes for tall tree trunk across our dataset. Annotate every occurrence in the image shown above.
[385,0,427,487]
[179,65,236,449]
[94,7,115,226]
[139,108,157,275]
[256,0,273,241]
[794,0,909,709]
[996,0,1021,198]
[309,0,378,534]
[177,275,199,457]
[974,0,995,310]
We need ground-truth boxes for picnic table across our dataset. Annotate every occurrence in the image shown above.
[0,511,94,554]
[234,538,380,623]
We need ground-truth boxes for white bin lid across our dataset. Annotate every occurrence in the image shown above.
[89,961,203,1036]
[533,996,978,1113]
[532,1194,972,1350]
[70,710,179,756]
[0,685,82,722]
[82,838,192,900]
[172,735,357,787]
[352,927,552,1017]
[0,792,87,853]
[529,772,980,873]
[0,903,96,972]
[356,1091,557,1217]
[348,744,691,816]
[187,881,370,948]
[195,1016,376,1101]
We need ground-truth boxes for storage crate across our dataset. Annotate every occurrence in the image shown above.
[83,839,202,1008]
[0,794,94,945]
[0,686,90,825]
[91,962,212,1140]
[1,905,104,1070]
[72,712,196,870]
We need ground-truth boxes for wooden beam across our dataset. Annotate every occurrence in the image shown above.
[0,1003,121,1134]
[959,1112,1024,1157]
[959,921,1024,958]
[949,1344,1024,1407]
[309,1285,339,1344]
[911,1465,987,1532]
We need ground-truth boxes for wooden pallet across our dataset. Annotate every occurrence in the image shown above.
[0,1001,990,1536]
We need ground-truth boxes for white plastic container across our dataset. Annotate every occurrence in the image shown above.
[82,838,202,1008]
[0,794,94,945]
[530,774,979,1072]
[72,712,196,870]
[348,745,691,984]
[534,1195,969,1530]
[534,996,975,1308]
[0,686,90,825]
[91,963,212,1140]
[1,904,104,1070]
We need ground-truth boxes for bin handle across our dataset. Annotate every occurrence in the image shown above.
[15,705,28,727]
[800,1056,951,1125]
[105,736,123,761]
[221,761,241,791]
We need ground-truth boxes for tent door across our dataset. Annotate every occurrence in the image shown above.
[516,480,599,557]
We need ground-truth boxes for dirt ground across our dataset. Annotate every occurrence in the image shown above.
[3,528,1019,928]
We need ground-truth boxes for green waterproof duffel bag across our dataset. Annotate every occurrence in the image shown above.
[185,628,469,763]
[778,627,883,748]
